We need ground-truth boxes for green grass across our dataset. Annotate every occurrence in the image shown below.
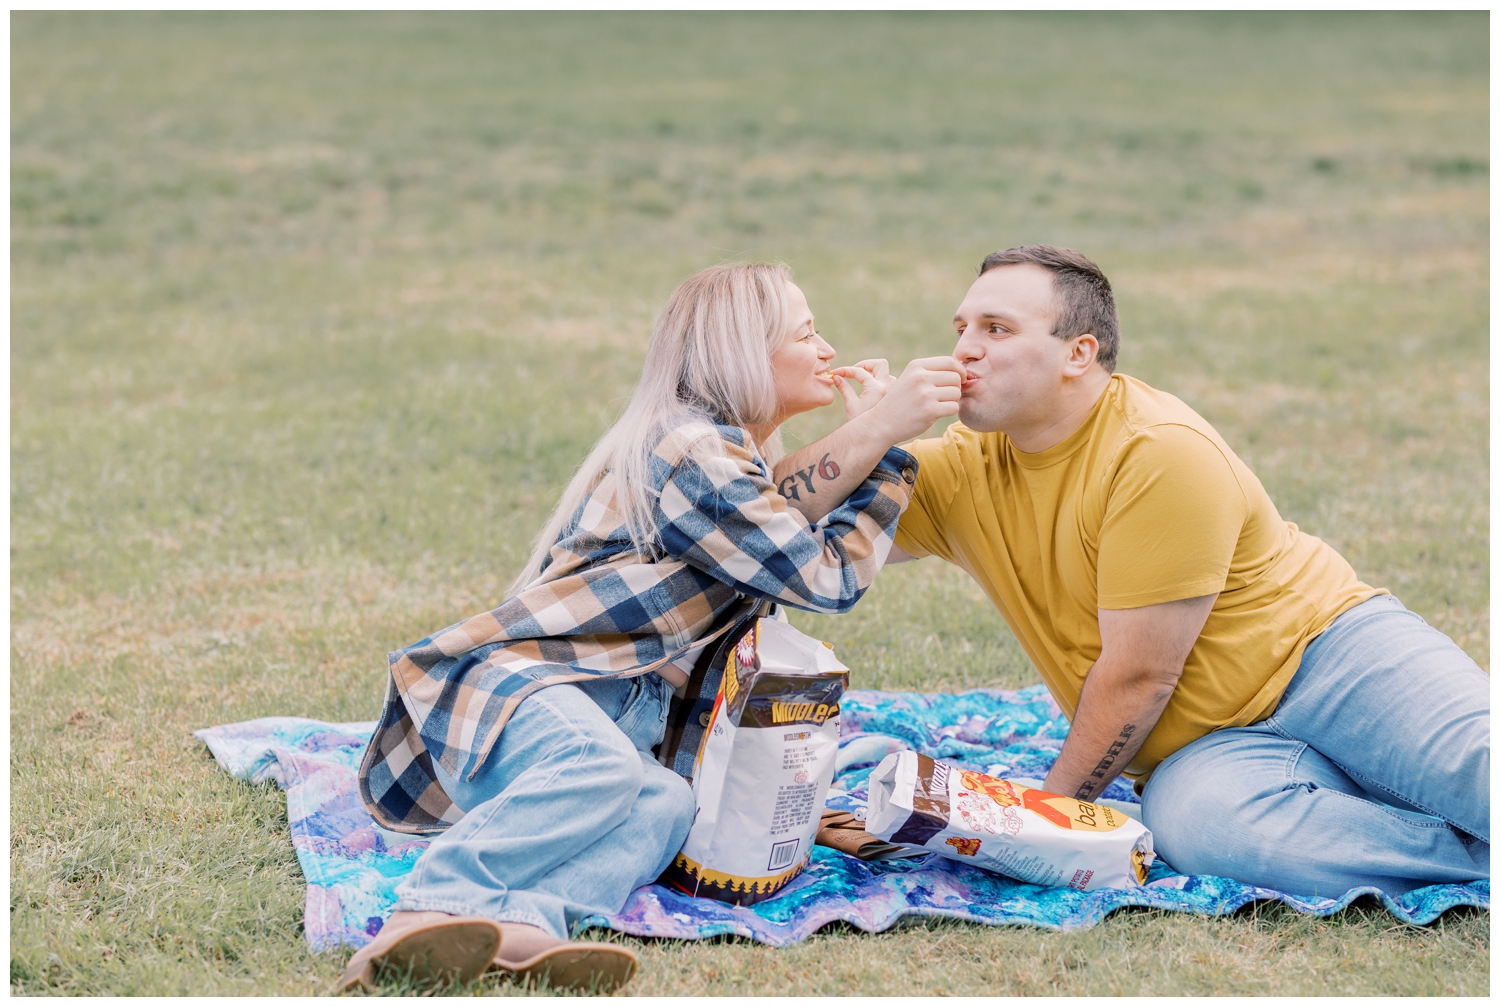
[11,11,1487,996]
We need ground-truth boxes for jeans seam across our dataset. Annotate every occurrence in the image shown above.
[1335,762,1479,836]
[1264,716,1295,744]
[393,896,494,917]
[393,897,557,933]
[1284,737,1459,832]
[1296,784,1457,830]
[1280,740,1307,788]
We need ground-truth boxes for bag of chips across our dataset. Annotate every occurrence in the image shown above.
[815,808,929,861]
[865,751,1154,891]
[659,617,846,905]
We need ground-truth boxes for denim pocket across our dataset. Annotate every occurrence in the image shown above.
[576,675,638,723]
[612,674,671,754]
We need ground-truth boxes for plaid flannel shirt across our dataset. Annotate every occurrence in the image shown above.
[359,418,918,833]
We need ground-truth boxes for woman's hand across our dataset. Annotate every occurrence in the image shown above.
[832,359,893,421]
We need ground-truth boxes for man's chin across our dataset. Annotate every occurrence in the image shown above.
[957,401,1004,433]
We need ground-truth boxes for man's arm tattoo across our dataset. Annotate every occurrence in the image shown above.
[777,453,843,503]
[1073,723,1136,800]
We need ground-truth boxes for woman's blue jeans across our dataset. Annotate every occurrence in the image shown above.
[392,673,695,939]
[1142,594,1489,897]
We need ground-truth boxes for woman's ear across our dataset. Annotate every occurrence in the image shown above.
[1063,333,1100,377]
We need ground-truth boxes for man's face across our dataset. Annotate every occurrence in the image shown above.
[950,264,1075,434]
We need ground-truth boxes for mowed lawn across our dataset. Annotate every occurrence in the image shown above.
[10,12,1488,996]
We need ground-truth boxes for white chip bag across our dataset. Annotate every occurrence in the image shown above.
[866,751,1154,891]
[660,618,846,905]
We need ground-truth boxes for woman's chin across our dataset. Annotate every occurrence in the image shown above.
[809,392,837,412]
[778,385,837,419]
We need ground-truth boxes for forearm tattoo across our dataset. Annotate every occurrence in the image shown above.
[777,453,842,502]
[1074,723,1136,800]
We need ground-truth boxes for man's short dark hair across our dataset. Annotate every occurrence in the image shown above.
[978,245,1119,373]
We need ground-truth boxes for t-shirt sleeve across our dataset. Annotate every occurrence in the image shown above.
[892,427,965,563]
[1096,423,1248,609]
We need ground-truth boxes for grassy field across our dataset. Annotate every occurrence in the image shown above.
[10,11,1488,996]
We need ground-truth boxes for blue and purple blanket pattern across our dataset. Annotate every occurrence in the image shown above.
[195,685,1486,950]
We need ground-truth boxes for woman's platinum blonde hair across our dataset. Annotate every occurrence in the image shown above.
[512,262,793,591]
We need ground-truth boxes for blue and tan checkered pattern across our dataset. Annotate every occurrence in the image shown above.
[359,419,917,832]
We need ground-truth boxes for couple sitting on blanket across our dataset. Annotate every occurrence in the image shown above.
[340,248,1490,993]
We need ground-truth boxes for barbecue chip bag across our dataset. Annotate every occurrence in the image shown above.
[659,617,846,905]
[865,751,1155,891]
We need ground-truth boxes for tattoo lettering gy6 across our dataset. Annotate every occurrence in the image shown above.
[777,453,841,502]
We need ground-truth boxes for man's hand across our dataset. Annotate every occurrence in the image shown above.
[1040,594,1217,801]
[862,356,966,445]
[771,356,964,524]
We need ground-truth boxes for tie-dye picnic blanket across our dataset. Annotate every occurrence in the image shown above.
[194,686,1486,951]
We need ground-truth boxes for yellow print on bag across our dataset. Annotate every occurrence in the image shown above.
[665,850,807,898]
[769,701,838,725]
[1131,846,1150,883]
[721,651,740,705]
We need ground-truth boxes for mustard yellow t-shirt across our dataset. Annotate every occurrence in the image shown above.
[895,374,1380,778]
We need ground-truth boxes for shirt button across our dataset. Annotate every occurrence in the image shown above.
[901,466,916,484]
[698,711,712,727]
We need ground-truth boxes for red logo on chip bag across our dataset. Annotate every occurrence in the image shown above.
[945,836,982,857]
[735,633,757,671]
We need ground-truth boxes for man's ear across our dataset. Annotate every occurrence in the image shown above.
[1063,333,1100,376]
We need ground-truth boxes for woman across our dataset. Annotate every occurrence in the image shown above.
[339,263,959,993]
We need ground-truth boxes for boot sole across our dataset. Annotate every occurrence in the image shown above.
[491,944,639,993]
[340,920,503,992]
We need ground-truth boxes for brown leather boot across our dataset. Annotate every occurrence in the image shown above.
[336,910,503,993]
[486,922,639,993]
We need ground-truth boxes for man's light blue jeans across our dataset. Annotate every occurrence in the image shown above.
[392,673,694,939]
[1142,594,1489,897]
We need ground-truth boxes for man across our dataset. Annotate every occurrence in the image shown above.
[776,245,1488,896]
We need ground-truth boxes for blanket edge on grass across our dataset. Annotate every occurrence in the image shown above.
[195,690,1488,951]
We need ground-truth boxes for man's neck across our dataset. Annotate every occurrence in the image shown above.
[1006,371,1113,454]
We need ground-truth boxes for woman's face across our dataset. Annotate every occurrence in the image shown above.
[769,281,837,422]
